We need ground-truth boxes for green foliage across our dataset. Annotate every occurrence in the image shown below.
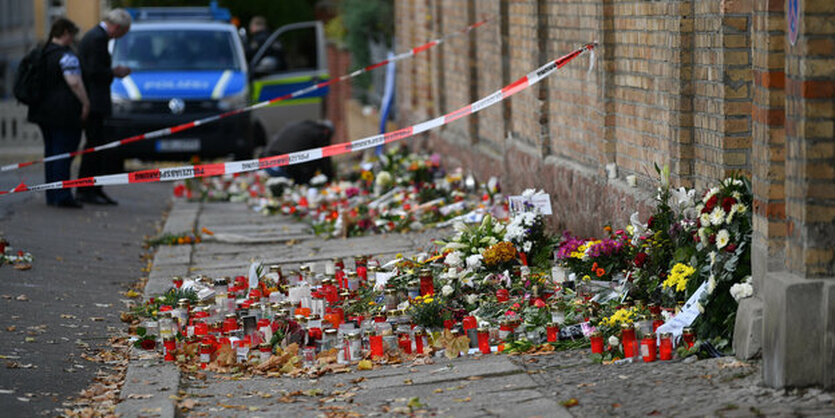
[340,0,394,91]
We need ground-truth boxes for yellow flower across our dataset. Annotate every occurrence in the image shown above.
[662,263,696,292]
[424,297,434,304]
[582,275,591,281]
[600,308,635,327]
[368,301,376,306]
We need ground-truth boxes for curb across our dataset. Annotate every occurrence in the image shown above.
[116,200,200,417]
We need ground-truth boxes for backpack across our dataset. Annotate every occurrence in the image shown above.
[13,45,49,106]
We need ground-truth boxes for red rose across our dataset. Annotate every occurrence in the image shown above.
[725,243,737,252]
[534,298,546,308]
[173,184,186,197]
[647,216,655,229]
[634,252,648,268]
[139,339,156,350]
[705,195,718,212]
[709,234,716,244]
[722,197,737,213]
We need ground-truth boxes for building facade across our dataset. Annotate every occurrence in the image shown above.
[394,0,834,389]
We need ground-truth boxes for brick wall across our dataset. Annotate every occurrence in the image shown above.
[393,0,830,248]
[783,0,834,277]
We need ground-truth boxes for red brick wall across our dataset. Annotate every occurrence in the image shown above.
[391,0,835,244]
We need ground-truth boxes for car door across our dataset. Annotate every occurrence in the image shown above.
[249,21,328,146]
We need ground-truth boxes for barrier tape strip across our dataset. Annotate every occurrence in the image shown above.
[0,19,489,173]
[2,43,596,196]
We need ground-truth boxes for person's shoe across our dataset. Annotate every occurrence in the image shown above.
[77,191,111,205]
[49,199,83,209]
[96,190,118,206]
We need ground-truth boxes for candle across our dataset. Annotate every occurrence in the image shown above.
[590,332,604,354]
[641,333,657,362]
[621,323,636,358]
[546,323,560,343]
[199,343,212,369]
[419,268,435,296]
[682,327,695,348]
[477,328,491,355]
[659,332,673,360]
[370,332,384,358]
[414,330,426,354]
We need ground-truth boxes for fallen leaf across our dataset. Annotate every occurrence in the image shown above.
[60,314,77,319]
[407,397,424,409]
[350,377,365,384]
[403,379,413,385]
[577,382,596,388]
[13,264,31,271]
[127,394,153,399]
[561,398,579,408]
[466,376,483,381]
[179,399,197,410]
[433,388,443,394]
[453,397,471,403]
[357,360,373,371]
[6,326,16,332]
[15,295,29,302]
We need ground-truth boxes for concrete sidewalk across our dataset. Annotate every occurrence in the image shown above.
[117,199,572,417]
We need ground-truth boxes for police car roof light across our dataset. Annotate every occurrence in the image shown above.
[126,1,231,22]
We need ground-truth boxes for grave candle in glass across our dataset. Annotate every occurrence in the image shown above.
[398,332,412,354]
[590,331,604,354]
[419,268,435,296]
[259,343,272,363]
[355,256,367,283]
[477,328,490,355]
[199,343,212,369]
[682,327,695,348]
[621,323,636,358]
[546,323,560,343]
[659,332,673,360]
[369,331,384,358]
[462,316,478,348]
[641,332,657,362]
[163,336,176,362]
[414,329,426,354]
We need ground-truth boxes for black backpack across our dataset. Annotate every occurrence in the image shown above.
[13,45,49,106]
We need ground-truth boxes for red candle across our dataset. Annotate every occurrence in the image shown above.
[659,332,673,361]
[398,334,412,354]
[335,268,345,289]
[163,337,176,362]
[546,323,560,343]
[414,330,425,354]
[652,318,664,332]
[199,343,212,369]
[477,328,491,355]
[621,324,636,358]
[419,269,435,296]
[370,333,384,358]
[641,333,657,362]
[682,327,695,348]
[590,332,604,354]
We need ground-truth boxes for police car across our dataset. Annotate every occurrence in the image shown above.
[107,4,328,160]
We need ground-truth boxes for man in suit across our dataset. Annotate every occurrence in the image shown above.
[77,9,132,205]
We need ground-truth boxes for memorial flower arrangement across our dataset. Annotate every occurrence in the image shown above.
[138,164,753,376]
[0,237,34,270]
[690,175,752,341]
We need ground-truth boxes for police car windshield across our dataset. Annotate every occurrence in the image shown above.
[112,29,241,71]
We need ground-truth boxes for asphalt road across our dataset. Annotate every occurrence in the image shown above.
[0,166,170,417]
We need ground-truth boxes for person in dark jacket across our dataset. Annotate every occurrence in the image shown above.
[76,9,131,205]
[27,18,90,208]
[263,120,334,185]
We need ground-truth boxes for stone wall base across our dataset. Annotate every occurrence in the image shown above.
[734,296,763,360]
[761,271,835,389]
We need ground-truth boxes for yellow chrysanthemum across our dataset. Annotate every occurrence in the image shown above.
[662,263,696,292]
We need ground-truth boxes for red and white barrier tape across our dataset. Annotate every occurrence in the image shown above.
[0,19,489,173]
[1,43,596,196]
